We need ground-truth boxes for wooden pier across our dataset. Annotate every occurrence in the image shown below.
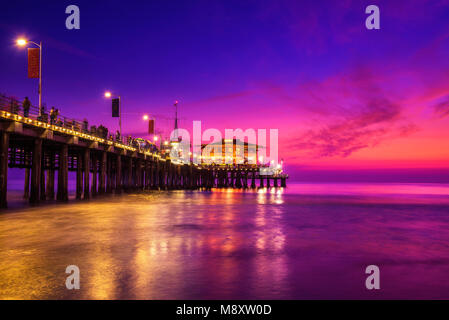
[0,98,288,209]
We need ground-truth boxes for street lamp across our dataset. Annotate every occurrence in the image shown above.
[153,135,160,149]
[104,91,122,137]
[16,38,43,115]
[142,114,149,121]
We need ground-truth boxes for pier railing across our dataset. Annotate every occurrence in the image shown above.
[0,94,85,133]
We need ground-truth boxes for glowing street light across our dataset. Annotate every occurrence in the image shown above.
[16,39,27,46]
[142,114,149,121]
[16,37,43,115]
[153,136,158,141]
[104,91,112,98]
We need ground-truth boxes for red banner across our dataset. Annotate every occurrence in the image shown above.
[28,48,40,78]
[148,119,155,134]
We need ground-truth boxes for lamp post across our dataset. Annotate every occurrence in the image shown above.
[153,135,160,150]
[105,91,122,138]
[16,38,43,115]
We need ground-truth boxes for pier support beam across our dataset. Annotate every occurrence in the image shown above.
[83,149,90,199]
[115,155,122,193]
[144,161,150,190]
[159,164,165,189]
[46,152,55,200]
[0,132,9,208]
[24,167,30,199]
[148,161,154,189]
[235,170,242,188]
[281,177,286,188]
[152,161,159,189]
[99,151,106,194]
[91,153,97,196]
[29,139,42,204]
[224,170,229,188]
[76,152,83,199]
[106,155,113,193]
[251,171,256,189]
[57,145,68,202]
[136,158,142,190]
[40,152,46,201]
[127,157,133,191]
[243,171,248,189]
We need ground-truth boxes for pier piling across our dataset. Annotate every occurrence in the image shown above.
[0,132,9,208]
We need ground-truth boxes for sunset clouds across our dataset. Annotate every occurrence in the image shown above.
[1,0,449,180]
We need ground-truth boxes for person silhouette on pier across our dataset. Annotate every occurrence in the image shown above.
[82,119,88,133]
[22,97,31,117]
[49,107,55,124]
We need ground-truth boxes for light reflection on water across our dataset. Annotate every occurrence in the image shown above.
[1,183,449,299]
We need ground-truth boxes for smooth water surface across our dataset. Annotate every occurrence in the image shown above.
[1,183,449,299]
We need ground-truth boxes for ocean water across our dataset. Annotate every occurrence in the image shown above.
[0,183,449,299]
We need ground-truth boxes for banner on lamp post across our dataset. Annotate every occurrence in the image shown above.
[112,98,119,117]
[28,48,40,79]
[148,119,155,134]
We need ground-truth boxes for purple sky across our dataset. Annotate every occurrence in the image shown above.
[1,0,449,182]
